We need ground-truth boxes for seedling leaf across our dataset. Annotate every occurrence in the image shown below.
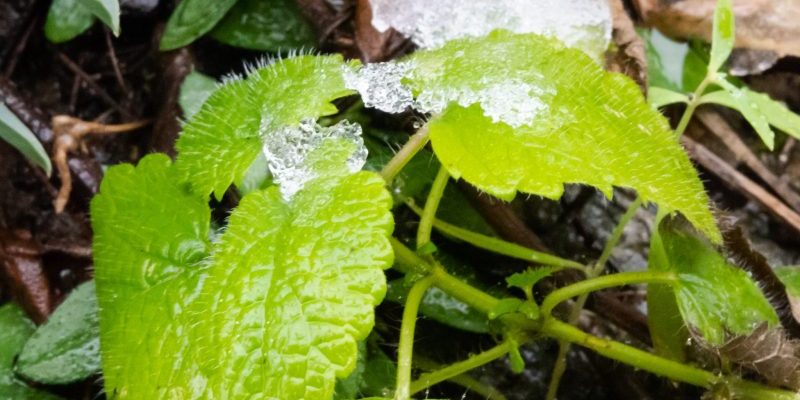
[76,0,119,36]
[210,0,315,51]
[44,0,95,43]
[506,267,557,291]
[648,87,689,108]
[0,103,51,176]
[159,0,238,50]
[708,0,734,73]
[410,31,719,241]
[175,55,355,199]
[700,88,800,141]
[16,281,100,384]
[0,303,59,399]
[712,79,775,149]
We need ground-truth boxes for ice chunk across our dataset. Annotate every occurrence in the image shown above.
[370,0,611,58]
[343,61,416,113]
[262,119,367,200]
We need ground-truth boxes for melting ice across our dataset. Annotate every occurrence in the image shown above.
[370,0,612,58]
[262,119,367,200]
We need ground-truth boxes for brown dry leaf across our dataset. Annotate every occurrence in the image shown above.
[634,0,800,59]
[0,230,53,323]
[354,0,393,62]
[606,0,647,92]
[721,324,800,390]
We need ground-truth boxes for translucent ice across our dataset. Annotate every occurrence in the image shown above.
[262,119,367,200]
[343,61,416,113]
[370,0,612,58]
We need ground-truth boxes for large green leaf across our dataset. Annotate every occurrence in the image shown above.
[160,0,238,50]
[210,0,315,51]
[91,154,211,398]
[654,220,778,345]
[44,0,95,43]
[175,55,355,199]
[75,0,119,36]
[0,103,51,175]
[0,303,59,399]
[16,281,100,384]
[189,159,393,398]
[406,31,719,241]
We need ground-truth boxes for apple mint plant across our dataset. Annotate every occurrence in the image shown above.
[85,2,800,399]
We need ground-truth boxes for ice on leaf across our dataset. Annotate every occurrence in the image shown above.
[263,119,368,200]
[370,0,611,58]
[343,61,415,113]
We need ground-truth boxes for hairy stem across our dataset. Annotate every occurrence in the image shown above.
[410,341,513,395]
[545,196,643,399]
[395,274,438,400]
[416,166,450,250]
[381,125,430,182]
[405,201,585,270]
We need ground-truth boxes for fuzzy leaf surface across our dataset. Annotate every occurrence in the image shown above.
[175,55,355,199]
[16,280,100,384]
[91,154,211,398]
[655,221,778,345]
[412,31,719,241]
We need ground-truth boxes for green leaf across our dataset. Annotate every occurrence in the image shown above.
[76,0,119,36]
[91,154,212,397]
[506,267,557,291]
[0,303,59,399]
[488,298,524,320]
[408,31,719,242]
[189,167,393,398]
[708,0,734,73]
[334,342,367,400]
[700,87,800,141]
[775,266,800,298]
[682,43,709,93]
[648,86,689,109]
[178,70,218,120]
[44,0,95,43]
[654,219,778,345]
[175,55,355,199]
[16,281,100,384]
[712,79,775,149]
[358,342,396,397]
[641,28,687,93]
[210,0,315,51]
[160,0,238,50]
[387,279,489,334]
[0,103,51,175]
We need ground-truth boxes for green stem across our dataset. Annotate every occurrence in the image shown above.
[594,196,643,272]
[394,274,438,400]
[674,72,716,138]
[540,271,677,317]
[405,201,585,271]
[416,166,450,250]
[381,125,430,183]
[409,341,512,395]
[413,356,508,400]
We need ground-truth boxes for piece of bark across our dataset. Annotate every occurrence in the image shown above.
[0,230,52,323]
[606,0,647,92]
[150,47,194,156]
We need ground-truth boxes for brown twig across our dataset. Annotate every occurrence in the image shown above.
[697,110,800,212]
[682,135,800,234]
[57,53,132,119]
[104,27,129,95]
[2,13,38,79]
[51,116,151,213]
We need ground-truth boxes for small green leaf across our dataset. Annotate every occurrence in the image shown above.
[774,266,800,298]
[387,279,489,334]
[506,267,557,291]
[708,0,734,73]
[700,88,800,141]
[160,0,238,50]
[359,342,396,397]
[682,43,709,92]
[655,219,778,345]
[488,298,523,320]
[407,31,719,241]
[175,55,355,199]
[712,79,775,149]
[76,0,119,36]
[178,71,217,120]
[16,281,100,384]
[648,86,689,109]
[44,0,95,43]
[210,0,315,51]
[0,103,51,175]
[0,303,59,399]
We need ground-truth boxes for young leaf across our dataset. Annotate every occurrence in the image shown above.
[210,0,315,51]
[708,0,734,73]
[407,31,719,242]
[44,0,95,43]
[700,88,800,140]
[0,303,59,399]
[91,154,212,397]
[654,220,778,345]
[712,79,775,149]
[76,0,120,36]
[0,103,51,176]
[648,86,689,109]
[159,0,238,50]
[506,267,557,291]
[386,280,489,334]
[175,55,355,199]
[16,280,100,384]
[178,71,217,120]
[189,157,393,398]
